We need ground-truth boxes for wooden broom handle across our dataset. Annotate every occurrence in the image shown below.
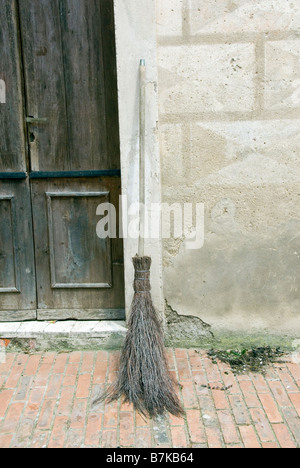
[138,59,146,257]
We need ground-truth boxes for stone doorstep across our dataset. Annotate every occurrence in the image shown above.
[0,320,127,351]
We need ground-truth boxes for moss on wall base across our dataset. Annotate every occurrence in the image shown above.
[165,329,299,352]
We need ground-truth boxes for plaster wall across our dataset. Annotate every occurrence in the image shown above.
[157,0,300,337]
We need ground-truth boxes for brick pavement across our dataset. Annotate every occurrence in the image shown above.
[0,348,299,448]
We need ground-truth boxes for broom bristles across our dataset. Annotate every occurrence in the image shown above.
[99,256,184,418]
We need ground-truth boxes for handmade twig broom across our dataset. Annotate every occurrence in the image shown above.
[99,60,184,418]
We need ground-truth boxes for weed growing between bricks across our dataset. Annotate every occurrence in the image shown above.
[206,347,287,376]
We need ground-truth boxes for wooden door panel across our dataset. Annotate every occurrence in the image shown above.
[0,180,36,320]
[59,0,108,170]
[18,0,112,172]
[31,177,124,320]
[0,0,26,172]
[0,1,37,321]
[99,0,120,169]
[18,0,69,172]
[47,191,112,289]
[0,196,20,293]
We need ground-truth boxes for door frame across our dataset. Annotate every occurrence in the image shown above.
[113,0,164,321]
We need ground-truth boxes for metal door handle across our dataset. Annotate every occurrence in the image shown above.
[26,116,48,124]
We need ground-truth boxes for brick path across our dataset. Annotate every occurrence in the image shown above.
[0,348,299,448]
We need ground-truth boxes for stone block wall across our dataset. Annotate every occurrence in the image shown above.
[156,0,300,337]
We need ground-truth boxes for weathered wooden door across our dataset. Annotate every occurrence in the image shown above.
[0,0,125,321]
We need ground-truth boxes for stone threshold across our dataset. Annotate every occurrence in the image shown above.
[0,320,127,351]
